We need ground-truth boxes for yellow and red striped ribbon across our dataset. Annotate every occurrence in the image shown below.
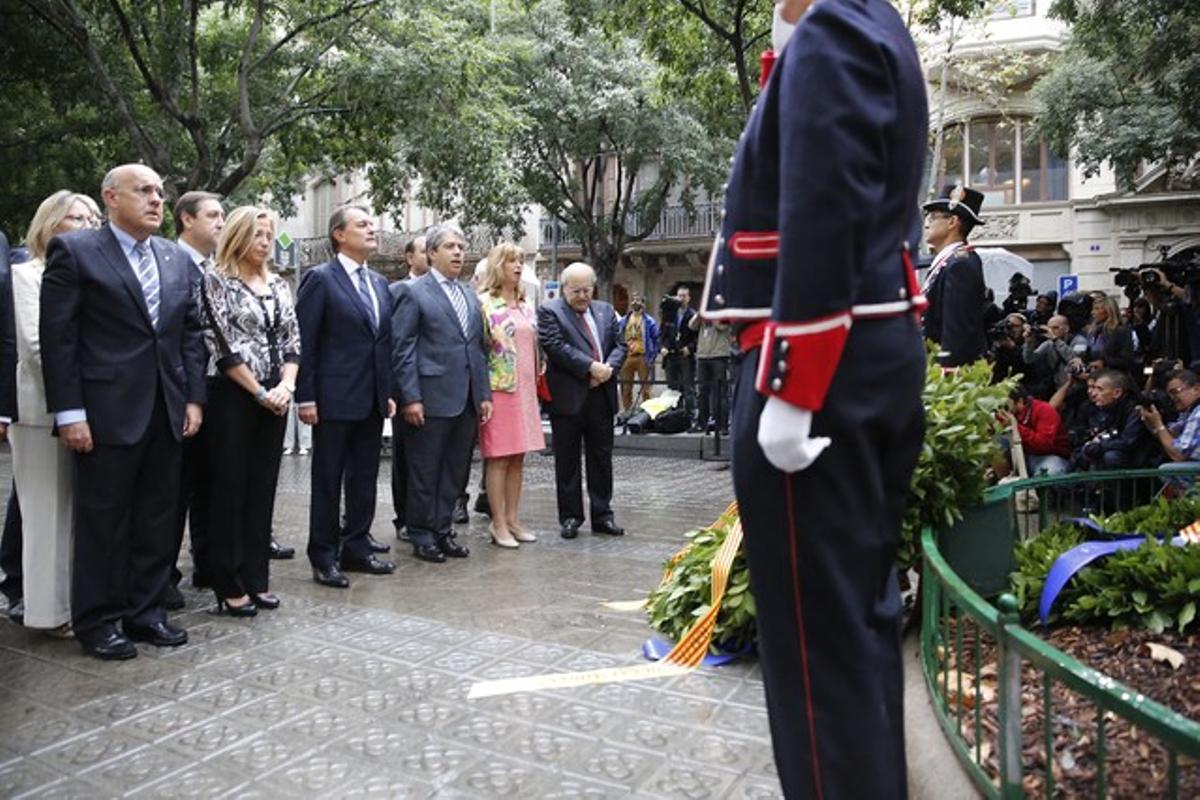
[468,503,743,699]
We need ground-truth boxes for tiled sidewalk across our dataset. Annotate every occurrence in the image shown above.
[0,451,780,798]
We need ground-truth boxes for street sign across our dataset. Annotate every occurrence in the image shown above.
[274,231,297,269]
[544,280,560,301]
[1058,274,1079,298]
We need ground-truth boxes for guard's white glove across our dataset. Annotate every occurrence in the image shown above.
[757,396,831,473]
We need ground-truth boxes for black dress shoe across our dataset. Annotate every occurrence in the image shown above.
[216,598,258,618]
[269,538,295,560]
[6,598,24,625]
[473,492,492,518]
[125,620,188,647]
[560,518,581,539]
[162,584,186,611]
[395,525,411,543]
[591,519,625,536]
[313,564,350,588]
[452,497,469,524]
[78,629,137,660]
[438,536,469,558]
[253,593,281,610]
[412,543,446,564]
[340,554,396,574]
[366,534,391,554]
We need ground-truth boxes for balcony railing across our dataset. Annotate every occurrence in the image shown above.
[540,201,721,249]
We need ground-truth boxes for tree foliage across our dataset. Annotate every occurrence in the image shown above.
[1033,0,1200,189]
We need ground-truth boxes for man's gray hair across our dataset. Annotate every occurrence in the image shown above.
[328,204,370,253]
[426,222,465,253]
[561,262,596,286]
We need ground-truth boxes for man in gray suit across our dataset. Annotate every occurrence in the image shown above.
[391,223,492,563]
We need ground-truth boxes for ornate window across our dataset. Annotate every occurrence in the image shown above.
[990,0,1035,19]
[934,117,1067,205]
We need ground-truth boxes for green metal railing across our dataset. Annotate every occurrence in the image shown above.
[920,469,1200,798]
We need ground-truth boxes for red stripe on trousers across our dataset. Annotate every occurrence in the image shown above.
[785,477,825,800]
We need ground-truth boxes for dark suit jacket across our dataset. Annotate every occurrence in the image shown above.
[538,297,626,416]
[40,225,207,445]
[0,231,15,422]
[295,259,392,421]
[390,273,490,418]
[923,247,988,367]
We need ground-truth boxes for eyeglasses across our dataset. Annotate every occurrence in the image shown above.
[1168,386,1191,397]
[63,214,99,228]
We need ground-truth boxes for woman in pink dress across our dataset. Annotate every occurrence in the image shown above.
[478,243,546,548]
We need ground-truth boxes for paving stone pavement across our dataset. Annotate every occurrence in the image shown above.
[0,448,786,799]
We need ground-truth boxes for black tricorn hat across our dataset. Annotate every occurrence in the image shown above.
[922,184,985,226]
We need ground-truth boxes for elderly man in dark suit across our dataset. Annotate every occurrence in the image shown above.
[391,222,492,563]
[40,164,208,659]
[296,205,396,588]
[538,262,627,539]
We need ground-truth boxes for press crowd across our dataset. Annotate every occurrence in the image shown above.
[919,185,1200,482]
[0,165,633,660]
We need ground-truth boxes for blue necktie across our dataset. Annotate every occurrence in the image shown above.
[355,267,377,329]
[133,241,160,327]
[447,280,470,336]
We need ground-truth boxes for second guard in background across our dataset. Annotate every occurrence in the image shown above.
[921,184,988,367]
[701,0,929,796]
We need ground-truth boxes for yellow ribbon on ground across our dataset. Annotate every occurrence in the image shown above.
[468,503,743,699]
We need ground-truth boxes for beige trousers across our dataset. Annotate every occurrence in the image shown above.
[10,424,74,628]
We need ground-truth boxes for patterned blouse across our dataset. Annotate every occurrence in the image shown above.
[480,293,537,393]
[200,270,301,383]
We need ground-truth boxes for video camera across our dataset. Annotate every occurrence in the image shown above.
[1109,247,1200,298]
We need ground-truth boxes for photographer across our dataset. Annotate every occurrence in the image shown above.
[1139,369,1200,466]
[1070,369,1155,471]
[989,313,1026,383]
[1023,314,1085,396]
[1030,292,1056,326]
[1001,272,1034,316]
[995,384,1071,476]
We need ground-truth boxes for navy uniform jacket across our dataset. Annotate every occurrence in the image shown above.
[700,0,928,411]
[922,245,988,366]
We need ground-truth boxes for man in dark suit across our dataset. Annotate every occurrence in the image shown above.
[167,190,225,601]
[921,184,988,367]
[0,229,22,622]
[389,233,428,543]
[699,0,929,794]
[296,205,396,587]
[538,262,627,539]
[41,164,208,659]
[391,223,492,563]
[662,284,698,419]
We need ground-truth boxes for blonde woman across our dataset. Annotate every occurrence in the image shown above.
[201,207,300,614]
[1086,294,1134,374]
[478,243,545,548]
[10,190,101,636]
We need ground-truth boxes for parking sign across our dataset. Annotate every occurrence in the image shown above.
[1058,274,1079,297]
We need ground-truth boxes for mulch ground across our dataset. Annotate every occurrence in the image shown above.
[938,621,1199,797]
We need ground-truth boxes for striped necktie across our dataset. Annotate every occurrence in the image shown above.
[133,241,161,327]
[447,280,470,336]
[355,267,378,329]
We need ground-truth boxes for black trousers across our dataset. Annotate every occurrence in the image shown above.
[390,409,409,531]
[731,315,924,800]
[72,391,181,637]
[307,411,383,569]
[404,407,476,547]
[205,379,286,598]
[0,485,22,604]
[170,421,210,586]
[696,356,730,431]
[549,388,615,524]
[664,353,696,415]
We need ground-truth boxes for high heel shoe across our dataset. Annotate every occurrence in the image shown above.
[488,523,519,549]
[253,593,281,610]
[216,597,258,617]
[509,523,537,543]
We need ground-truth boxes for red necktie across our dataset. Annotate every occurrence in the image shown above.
[578,310,601,360]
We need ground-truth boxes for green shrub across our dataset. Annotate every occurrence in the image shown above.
[1011,496,1200,633]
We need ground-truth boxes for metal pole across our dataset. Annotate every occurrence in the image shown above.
[551,216,559,277]
[996,593,1024,799]
[490,0,496,33]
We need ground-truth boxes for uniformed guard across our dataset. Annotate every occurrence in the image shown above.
[921,184,988,366]
[699,0,929,796]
